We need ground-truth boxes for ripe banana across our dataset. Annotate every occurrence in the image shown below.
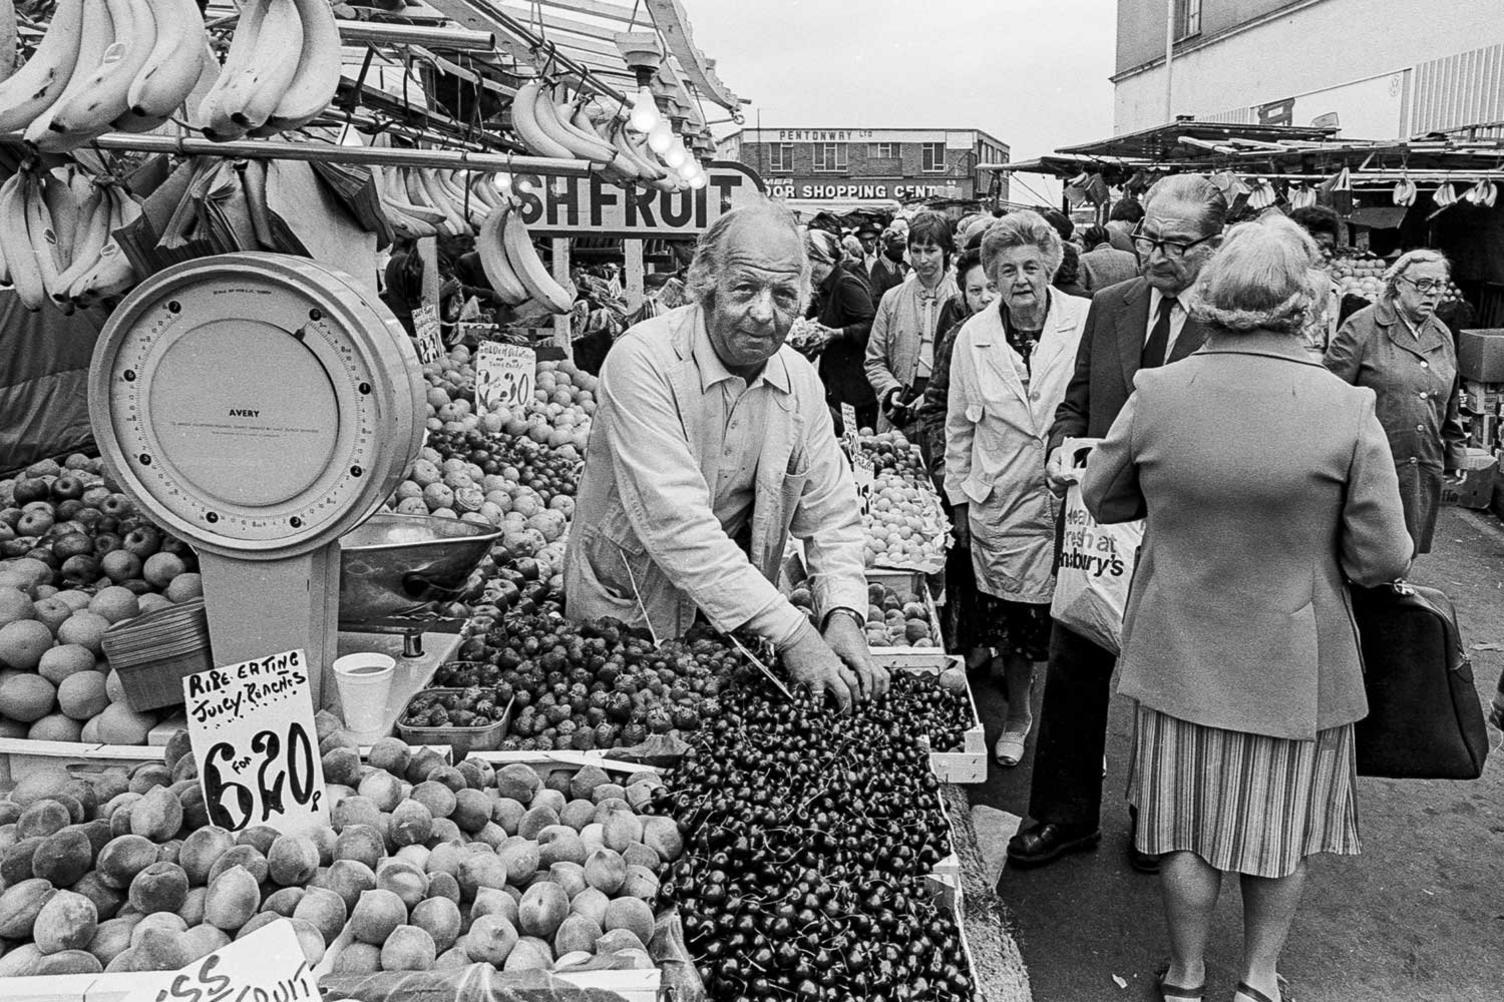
[41,168,80,267]
[476,202,528,306]
[417,168,466,235]
[24,171,70,310]
[510,77,574,160]
[1,0,16,84]
[54,182,109,295]
[262,0,340,132]
[501,208,573,314]
[226,0,303,129]
[1,172,43,310]
[23,0,114,148]
[612,120,666,181]
[200,0,272,140]
[534,86,614,164]
[574,105,637,180]
[127,0,206,119]
[44,0,157,148]
[0,0,86,133]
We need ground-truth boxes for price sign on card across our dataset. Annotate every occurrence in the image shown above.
[413,303,443,364]
[840,403,859,456]
[853,452,876,516]
[475,341,536,413]
[122,919,321,1002]
[184,649,328,835]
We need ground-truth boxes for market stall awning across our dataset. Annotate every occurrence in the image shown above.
[1056,120,1340,160]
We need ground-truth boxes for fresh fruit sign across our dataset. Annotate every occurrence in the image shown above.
[475,342,537,413]
[119,917,321,1002]
[512,162,765,237]
[184,649,329,836]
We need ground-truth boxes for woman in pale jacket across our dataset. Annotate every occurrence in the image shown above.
[1084,216,1411,1002]
[944,211,1089,767]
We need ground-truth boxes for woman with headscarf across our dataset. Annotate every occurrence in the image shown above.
[1324,248,1467,554]
[806,228,879,433]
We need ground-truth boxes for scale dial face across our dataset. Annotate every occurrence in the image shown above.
[90,254,425,559]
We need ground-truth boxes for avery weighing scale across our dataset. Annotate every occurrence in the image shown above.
[88,253,446,715]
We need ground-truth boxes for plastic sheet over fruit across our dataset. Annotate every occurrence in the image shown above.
[649,907,706,1002]
[319,963,637,1002]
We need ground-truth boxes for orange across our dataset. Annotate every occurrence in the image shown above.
[164,574,203,603]
[89,586,140,625]
[0,586,36,627]
[0,619,56,670]
[56,611,111,655]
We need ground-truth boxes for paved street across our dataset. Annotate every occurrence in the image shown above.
[969,506,1504,1002]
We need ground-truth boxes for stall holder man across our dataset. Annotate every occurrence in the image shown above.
[564,203,889,711]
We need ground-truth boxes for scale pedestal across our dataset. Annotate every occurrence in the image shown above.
[198,548,341,709]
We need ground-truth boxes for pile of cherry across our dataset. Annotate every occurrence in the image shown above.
[647,683,973,1002]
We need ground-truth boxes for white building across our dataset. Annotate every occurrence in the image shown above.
[1114,0,1504,139]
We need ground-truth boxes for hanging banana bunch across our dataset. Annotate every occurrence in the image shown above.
[197,0,342,140]
[0,0,208,150]
[0,162,142,312]
[1392,175,1417,207]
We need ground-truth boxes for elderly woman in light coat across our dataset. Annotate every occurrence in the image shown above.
[944,211,1090,766]
[1324,248,1468,554]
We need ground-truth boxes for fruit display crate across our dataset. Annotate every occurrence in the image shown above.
[873,650,986,785]
[395,688,514,756]
[866,573,947,657]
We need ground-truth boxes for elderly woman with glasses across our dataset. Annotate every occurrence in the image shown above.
[1324,249,1467,554]
[944,211,1090,766]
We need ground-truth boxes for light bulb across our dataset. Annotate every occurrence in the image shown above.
[665,140,688,169]
[688,172,708,189]
[629,86,658,133]
[514,177,534,195]
[492,172,512,193]
[676,157,698,180]
[648,120,674,154]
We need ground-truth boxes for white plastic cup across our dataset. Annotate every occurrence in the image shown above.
[332,652,396,739]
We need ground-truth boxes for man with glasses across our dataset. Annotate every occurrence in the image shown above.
[1006,174,1226,872]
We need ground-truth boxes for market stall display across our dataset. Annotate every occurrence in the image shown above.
[853,431,952,572]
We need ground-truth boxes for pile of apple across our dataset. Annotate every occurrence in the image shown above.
[0,731,680,978]
[788,580,937,649]
[853,432,951,573]
[1326,253,1386,302]
[420,348,598,459]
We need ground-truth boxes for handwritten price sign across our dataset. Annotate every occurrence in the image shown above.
[476,342,536,413]
[413,303,443,364]
[184,649,328,835]
[123,918,321,1002]
[853,452,876,516]
[840,403,859,457]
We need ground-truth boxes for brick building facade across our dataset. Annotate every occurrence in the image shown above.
[720,127,1009,206]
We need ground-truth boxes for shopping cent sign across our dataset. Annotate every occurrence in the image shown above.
[513,161,765,238]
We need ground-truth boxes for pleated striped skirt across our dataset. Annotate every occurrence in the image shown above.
[1127,703,1362,878]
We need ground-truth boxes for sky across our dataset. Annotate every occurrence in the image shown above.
[685,0,1120,203]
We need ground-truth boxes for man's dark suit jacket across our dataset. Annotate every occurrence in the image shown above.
[1048,277,1210,452]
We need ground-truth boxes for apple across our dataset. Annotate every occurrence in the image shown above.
[92,533,122,556]
[0,524,12,542]
[16,510,53,537]
[101,549,143,583]
[50,475,85,501]
[95,517,118,535]
[12,479,49,505]
[74,508,102,529]
[60,553,100,584]
[142,552,186,588]
[80,486,111,508]
[1,538,36,558]
[99,494,130,517]
[0,508,21,529]
[56,499,84,520]
[62,454,93,471]
[52,533,94,560]
[122,526,161,558]
[24,547,57,569]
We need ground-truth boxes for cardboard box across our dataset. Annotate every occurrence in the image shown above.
[1467,413,1500,452]
[1461,379,1503,416]
[1458,329,1504,382]
[1441,452,1497,509]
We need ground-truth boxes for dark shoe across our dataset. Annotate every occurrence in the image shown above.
[1156,967,1204,1002]
[1127,808,1162,874]
[1006,822,1101,867]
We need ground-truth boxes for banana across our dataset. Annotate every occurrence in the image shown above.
[575,105,638,180]
[112,109,169,132]
[127,0,206,118]
[261,0,339,132]
[200,0,272,140]
[419,168,468,235]
[223,0,303,130]
[41,167,80,267]
[43,0,158,149]
[24,170,70,310]
[1,0,16,84]
[509,77,574,159]
[372,165,439,238]
[612,123,664,180]
[69,239,134,304]
[23,0,114,148]
[1,172,43,310]
[533,85,613,164]
[0,0,86,133]
[54,182,109,294]
[501,208,572,314]
[476,202,528,306]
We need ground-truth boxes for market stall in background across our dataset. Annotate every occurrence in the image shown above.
[0,1,1024,999]
[991,119,1504,520]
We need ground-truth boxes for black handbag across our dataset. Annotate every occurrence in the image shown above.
[1350,581,1490,780]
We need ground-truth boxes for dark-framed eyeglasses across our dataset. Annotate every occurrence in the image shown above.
[1131,228,1216,259]
[1398,276,1447,294]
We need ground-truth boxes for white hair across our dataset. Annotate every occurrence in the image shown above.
[685,200,811,309]
[1383,248,1449,298]
[980,211,1064,280]
[1190,215,1318,335]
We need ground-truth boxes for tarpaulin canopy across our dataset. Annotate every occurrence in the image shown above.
[0,293,106,475]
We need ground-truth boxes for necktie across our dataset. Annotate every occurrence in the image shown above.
[1141,296,1176,369]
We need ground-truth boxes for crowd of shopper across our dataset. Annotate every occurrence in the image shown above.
[788,176,1469,1002]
